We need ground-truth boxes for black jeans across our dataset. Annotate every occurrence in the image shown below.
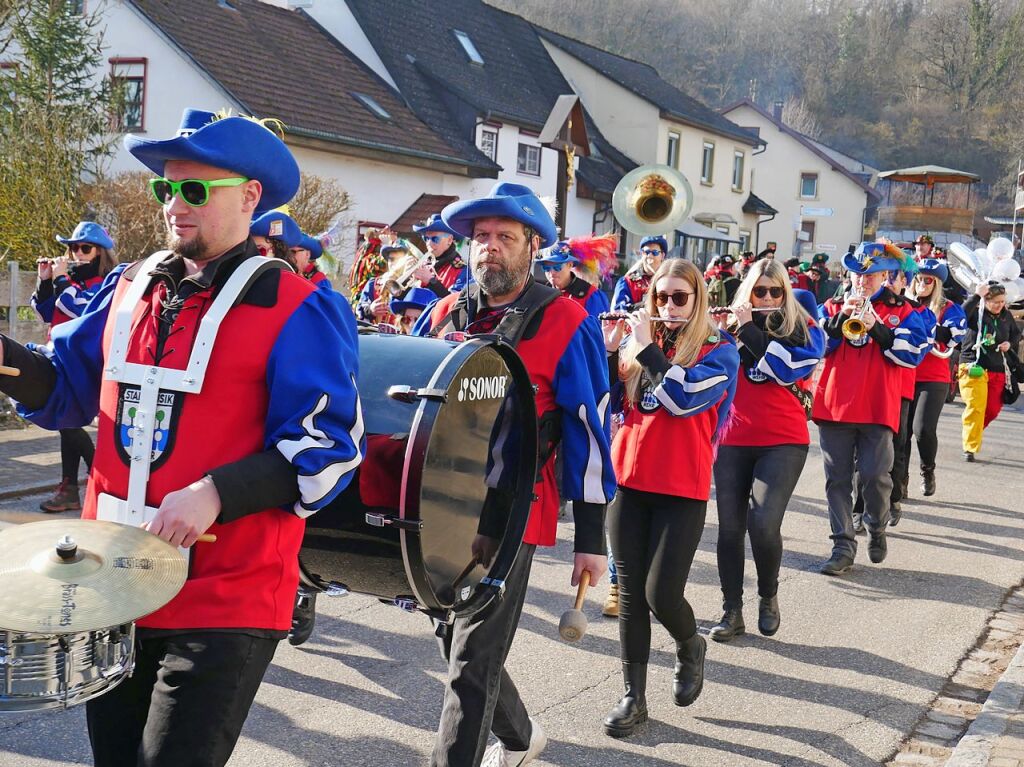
[86,631,278,767]
[853,398,910,514]
[905,381,949,469]
[607,487,705,664]
[432,544,535,766]
[713,444,808,606]
[60,427,94,483]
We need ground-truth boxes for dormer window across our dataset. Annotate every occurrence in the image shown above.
[453,30,484,65]
[352,92,391,121]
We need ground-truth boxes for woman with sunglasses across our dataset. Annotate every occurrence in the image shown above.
[600,258,738,737]
[958,281,1020,461]
[904,260,965,491]
[709,260,824,642]
[612,235,667,311]
[31,221,116,513]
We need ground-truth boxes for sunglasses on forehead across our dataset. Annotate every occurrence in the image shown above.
[149,176,249,207]
[654,290,694,307]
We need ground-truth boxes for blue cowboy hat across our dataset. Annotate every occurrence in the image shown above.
[390,286,435,315]
[298,233,323,259]
[792,288,820,319]
[412,213,461,238]
[843,242,901,275]
[639,235,668,253]
[381,240,413,259]
[125,108,300,213]
[56,221,114,250]
[250,210,302,248]
[917,258,949,283]
[537,240,578,265]
[441,182,557,248]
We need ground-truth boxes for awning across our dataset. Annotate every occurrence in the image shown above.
[676,219,741,243]
[391,193,458,233]
[877,165,981,186]
[743,192,778,216]
[693,212,738,224]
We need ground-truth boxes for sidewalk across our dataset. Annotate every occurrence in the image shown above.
[0,422,89,498]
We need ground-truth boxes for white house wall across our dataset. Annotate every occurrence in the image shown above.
[725,104,870,265]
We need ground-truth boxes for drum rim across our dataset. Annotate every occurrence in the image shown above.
[399,337,537,617]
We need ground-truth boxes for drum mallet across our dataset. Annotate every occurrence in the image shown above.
[558,570,592,642]
[0,364,20,377]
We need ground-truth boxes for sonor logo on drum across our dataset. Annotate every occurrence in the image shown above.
[59,584,78,627]
[457,375,509,402]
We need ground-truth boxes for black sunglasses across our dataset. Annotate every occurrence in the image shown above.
[752,286,784,299]
[655,290,694,307]
[68,243,95,256]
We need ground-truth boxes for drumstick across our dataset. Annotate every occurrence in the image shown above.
[196,534,217,543]
[451,555,480,590]
[558,570,592,642]
[0,364,20,376]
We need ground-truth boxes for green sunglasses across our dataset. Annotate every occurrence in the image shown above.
[149,176,249,207]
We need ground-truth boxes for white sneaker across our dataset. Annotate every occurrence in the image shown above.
[480,717,547,767]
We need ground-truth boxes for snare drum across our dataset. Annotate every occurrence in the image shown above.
[300,331,537,620]
[0,624,135,712]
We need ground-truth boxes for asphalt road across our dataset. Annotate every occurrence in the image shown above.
[1,398,1022,767]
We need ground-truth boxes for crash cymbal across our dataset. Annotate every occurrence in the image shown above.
[0,519,187,633]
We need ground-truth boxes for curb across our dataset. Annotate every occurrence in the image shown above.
[0,482,55,502]
[945,640,1024,766]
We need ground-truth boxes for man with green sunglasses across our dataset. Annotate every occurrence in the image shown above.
[0,107,364,767]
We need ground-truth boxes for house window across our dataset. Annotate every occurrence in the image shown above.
[701,141,715,185]
[716,225,731,255]
[739,229,751,252]
[800,172,819,199]
[352,92,391,121]
[453,29,484,65]
[479,125,498,162]
[110,58,146,131]
[666,131,680,168]
[799,220,816,253]
[517,143,541,176]
[732,151,745,191]
[68,0,85,14]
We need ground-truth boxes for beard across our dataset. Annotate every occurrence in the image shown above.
[167,231,210,262]
[472,246,532,299]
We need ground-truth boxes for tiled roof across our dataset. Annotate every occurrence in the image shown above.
[391,193,459,233]
[536,28,762,147]
[126,0,473,169]
[344,0,578,171]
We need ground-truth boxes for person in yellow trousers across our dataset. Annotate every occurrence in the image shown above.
[958,281,1020,461]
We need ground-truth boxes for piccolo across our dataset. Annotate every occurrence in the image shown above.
[708,307,778,315]
[599,312,679,323]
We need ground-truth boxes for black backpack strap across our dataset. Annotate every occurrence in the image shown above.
[488,280,560,347]
[428,282,480,337]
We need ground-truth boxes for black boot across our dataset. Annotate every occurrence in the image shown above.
[673,633,706,707]
[888,501,902,527]
[921,466,936,496]
[901,476,909,501]
[758,595,780,636]
[288,586,318,646]
[604,662,648,738]
[868,532,887,564]
[709,603,745,643]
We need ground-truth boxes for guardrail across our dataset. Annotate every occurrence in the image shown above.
[0,262,47,345]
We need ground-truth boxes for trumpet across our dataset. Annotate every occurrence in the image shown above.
[383,251,434,298]
[841,294,881,342]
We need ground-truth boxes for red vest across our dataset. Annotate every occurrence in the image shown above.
[83,267,315,632]
[612,342,727,500]
[916,300,954,384]
[722,370,810,447]
[428,293,587,546]
[812,298,912,432]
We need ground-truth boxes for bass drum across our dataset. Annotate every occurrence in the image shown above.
[299,330,537,620]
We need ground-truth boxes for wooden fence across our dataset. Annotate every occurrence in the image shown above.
[0,262,47,345]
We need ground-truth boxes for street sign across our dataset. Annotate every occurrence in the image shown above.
[801,206,834,217]
[816,244,836,251]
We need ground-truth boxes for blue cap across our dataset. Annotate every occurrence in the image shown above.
[842,242,901,275]
[918,258,948,283]
[441,182,557,248]
[412,213,460,237]
[537,240,578,265]
[299,233,323,259]
[390,286,436,314]
[250,210,302,248]
[639,235,668,253]
[125,108,300,213]
[56,221,114,250]
[792,288,819,318]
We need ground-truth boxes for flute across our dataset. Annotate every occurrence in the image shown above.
[599,312,679,323]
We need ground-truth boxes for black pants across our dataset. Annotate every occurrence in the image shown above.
[60,427,94,482]
[713,444,808,606]
[431,544,535,766]
[905,381,949,470]
[86,631,278,767]
[852,398,910,515]
[607,487,705,664]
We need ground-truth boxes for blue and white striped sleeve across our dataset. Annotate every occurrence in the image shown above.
[552,319,615,505]
[756,325,825,385]
[641,340,739,418]
[884,307,931,368]
[612,277,633,311]
[31,292,56,324]
[266,288,364,518]
[54,283,100,321]
[944,302,967,345]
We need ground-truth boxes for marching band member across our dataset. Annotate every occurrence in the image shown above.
[706,254,741,308]
[958,281,1020,461]
[250,209,302,267]
[415,182,615,767]
[292,232,332,290]
[389,286,434,334]
[355,240,415,325]
[612,235,666,310]
[0,108,363,767]
[348,226,387,302]
[904,259,965,493]
[710,260,824,642]
[601,258,739,737]
[814,243,929,575]
[32,221,117,513]
[413,212,469,295]
[537,234,616,320]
